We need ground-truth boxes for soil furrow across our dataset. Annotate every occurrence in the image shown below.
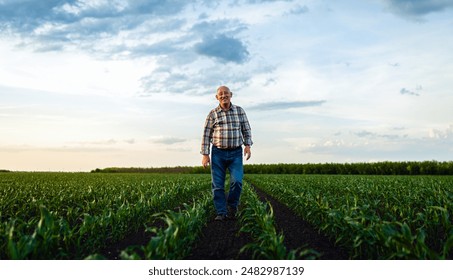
[186,212,253,260]
[252,185,349,259]
[98,218,166,260]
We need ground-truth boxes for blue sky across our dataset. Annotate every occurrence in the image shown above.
[0,0,452,171]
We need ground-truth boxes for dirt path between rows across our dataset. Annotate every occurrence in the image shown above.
[99,183,348,260]
[186,214,254,260]
[99,219,166,260]
[252,186,348,259]
[187,184,348,260]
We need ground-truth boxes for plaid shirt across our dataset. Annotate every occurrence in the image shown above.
[201,104,253,155]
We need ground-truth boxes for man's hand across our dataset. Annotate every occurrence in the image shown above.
[202,155,210,168]
[244,146,251,160]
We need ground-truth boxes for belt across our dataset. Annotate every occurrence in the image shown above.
[214,146,241,151]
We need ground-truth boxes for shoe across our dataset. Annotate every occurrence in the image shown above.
[226,214,235,220]
[227,206,238,220]
[214,214,227,221]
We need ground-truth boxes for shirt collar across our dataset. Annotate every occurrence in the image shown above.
[216,103,236,112]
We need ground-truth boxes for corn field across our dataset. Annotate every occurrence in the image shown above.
[246,174,453,259]
[0,172,452,259]
[0,173,211,259]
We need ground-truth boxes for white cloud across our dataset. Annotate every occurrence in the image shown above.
[151,136,187,145]
[248,100,326,111]
[429,124,453,139]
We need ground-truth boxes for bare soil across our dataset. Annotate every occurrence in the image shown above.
[253,186,348,259]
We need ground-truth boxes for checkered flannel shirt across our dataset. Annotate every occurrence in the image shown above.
[201,104,253,155]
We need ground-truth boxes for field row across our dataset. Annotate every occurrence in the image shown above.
[0,173,211,259]
[247,174,453,259]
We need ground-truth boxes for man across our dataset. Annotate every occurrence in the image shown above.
[201,85,253,221]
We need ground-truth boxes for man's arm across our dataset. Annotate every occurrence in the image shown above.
[202,154,210,168]
[240,108,253,160]
[201,113,213,167]
[244,145,251,160]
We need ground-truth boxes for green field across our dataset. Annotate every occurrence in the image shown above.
[0,173,212,259]
[1,172,452,259]
[247,174,453,259]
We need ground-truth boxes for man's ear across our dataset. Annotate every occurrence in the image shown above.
[230,92,233,96]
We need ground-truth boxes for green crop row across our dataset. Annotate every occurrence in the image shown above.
[239,182,319,259]
[0,173,211,259]
[117,192,212,260]
[246,174,453,259]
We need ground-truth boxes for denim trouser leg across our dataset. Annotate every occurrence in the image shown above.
[226,152,243,209]
[211,146,243,215]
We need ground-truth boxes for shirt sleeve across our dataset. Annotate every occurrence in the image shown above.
[200,112,214,155]
[240,108,253,147]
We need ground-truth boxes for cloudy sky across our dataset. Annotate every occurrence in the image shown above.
[0,0,452,171]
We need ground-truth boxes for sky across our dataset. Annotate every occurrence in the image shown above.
[0,0,452,171]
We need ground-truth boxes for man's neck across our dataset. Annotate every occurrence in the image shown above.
[220,102,231,111]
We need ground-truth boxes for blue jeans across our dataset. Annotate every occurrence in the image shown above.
[210,146,243,215]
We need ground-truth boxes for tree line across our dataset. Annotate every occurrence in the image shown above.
[91,161,453,175]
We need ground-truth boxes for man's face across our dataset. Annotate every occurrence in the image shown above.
[216,87,232,106]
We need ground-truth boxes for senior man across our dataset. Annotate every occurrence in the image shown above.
[200,85,253,221]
